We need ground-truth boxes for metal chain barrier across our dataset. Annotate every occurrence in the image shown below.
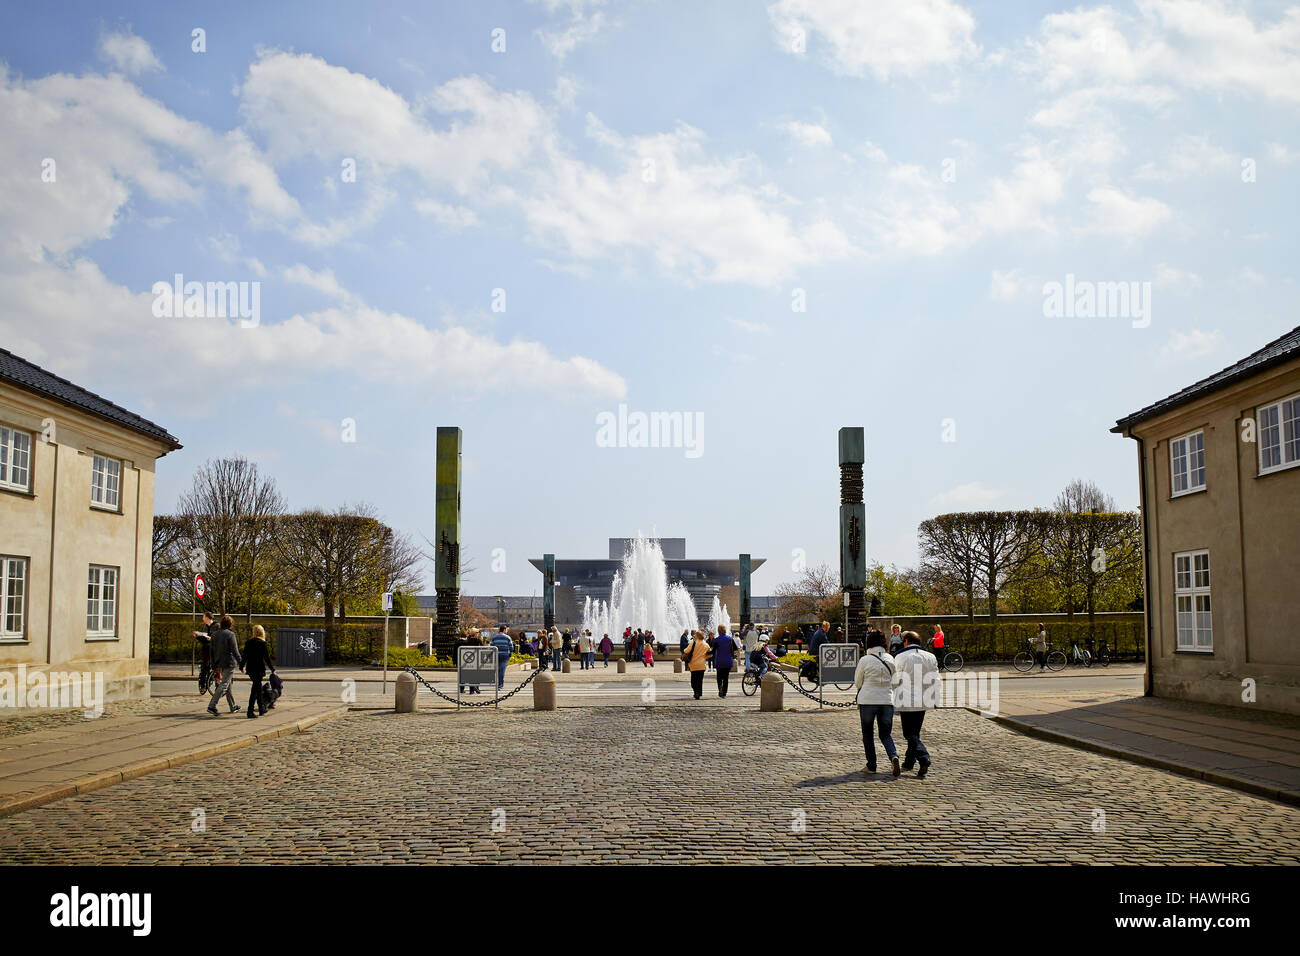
[769,665,858,708]
[402,664,540,708]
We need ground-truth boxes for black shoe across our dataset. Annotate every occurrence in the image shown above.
[206,708,219,717]
[917,760,931,779]
[901,759,916,772]
[246,712,257,719]
[891,757,901,777]
[865,764,876,774]
[228,704,239,714]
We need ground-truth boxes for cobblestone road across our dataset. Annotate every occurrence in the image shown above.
[2,706,1296,864]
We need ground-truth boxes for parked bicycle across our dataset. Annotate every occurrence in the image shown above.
[797,654,853,693]
[1013,639,1066,673]
[1067,641,1093,666]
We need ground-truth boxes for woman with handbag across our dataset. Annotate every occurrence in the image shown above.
[242,624,276,719]
[682,630,710,700]
[852,631,900,776]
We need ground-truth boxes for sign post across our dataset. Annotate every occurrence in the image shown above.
[457,645,498,710]
[818,642,859,710]
[381,592,394,693]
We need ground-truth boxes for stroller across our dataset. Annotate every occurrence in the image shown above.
[260,671,283,711]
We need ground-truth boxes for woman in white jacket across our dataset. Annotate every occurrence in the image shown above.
[853,631,900,776]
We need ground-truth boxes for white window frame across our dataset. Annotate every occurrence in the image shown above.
[1173,550,1212,653]
[1169,429,1206,497]
[86,564,119,640]
[1,556,28,641]
[1257,391,1300,476]
[0,424,33,493]
[90,453,122,511]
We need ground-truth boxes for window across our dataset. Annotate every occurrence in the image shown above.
[1258,392,1300,475]
[86,565,118,639]
[1174,550,1212,652]
[90,454,121,510]
[1,557,26,640]
[1170,430,1206,496]
[0,425,32,493]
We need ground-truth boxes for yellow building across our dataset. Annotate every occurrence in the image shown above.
[1113,326,1300,715]
[1,349,181,706]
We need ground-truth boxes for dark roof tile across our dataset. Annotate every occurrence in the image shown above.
[0,348,181,450]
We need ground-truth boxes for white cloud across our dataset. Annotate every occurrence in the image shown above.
[782,120,833,148]
[1153,263,1202,291]
[1025,1,1300,104]
[929,482,1004,511]
[414,199,479,229]
[769,0,978,79]
[97,28,162,75]
[283,263,351,301]
[1135,134,1238,181]
[860,140,888,163]
[989,269,1035,302]
[1083,186,1171,238]
[1159,328,1224,362]
[532,1,607,61]
[1267,141,1300,164]
[727,317,773,335]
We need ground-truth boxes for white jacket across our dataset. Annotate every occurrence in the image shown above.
[892,644,938,712]
[853,647,897,705]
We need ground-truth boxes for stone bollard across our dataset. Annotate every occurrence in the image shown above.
[673,659,683,674]
[395,672,417,713]
[617,659,626,674]
[760,671,784,712]
[562,659,571,673]
[534,671,556,711]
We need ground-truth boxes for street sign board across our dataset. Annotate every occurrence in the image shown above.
[382,591,393,612]
[193,574,207,600]
[458,646,497,687]
[819,643,859,684]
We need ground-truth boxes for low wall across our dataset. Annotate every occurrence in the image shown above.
[150,613,432,665]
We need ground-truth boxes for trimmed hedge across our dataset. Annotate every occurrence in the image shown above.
[907,619,1144,662]
[150,615,391,665]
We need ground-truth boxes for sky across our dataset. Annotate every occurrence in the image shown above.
[1,0,1296,597]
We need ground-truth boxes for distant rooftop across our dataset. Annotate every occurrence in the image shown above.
[0,348,182,451]
[1113,325,1300,433]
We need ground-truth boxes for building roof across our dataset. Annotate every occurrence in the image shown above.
[0,348,182,451]
[1112,324,1300,433]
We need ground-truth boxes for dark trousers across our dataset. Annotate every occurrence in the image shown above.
[246,674,266,716]
[858,704,898,767]
[899,710,930,765]
[690,670,704,699]
[715,666,730,697]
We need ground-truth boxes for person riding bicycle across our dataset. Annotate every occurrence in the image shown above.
[748,641,778,678]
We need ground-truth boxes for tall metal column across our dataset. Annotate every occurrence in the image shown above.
[542,554,556,632]
[434,426,462,655]
[738,553,752,630]
[839,427,867,645]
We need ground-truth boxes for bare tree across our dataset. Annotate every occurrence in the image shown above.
[773,562,841,623]
[918,514,982,621]
[175,457,284,617]
[969,511,1039,621]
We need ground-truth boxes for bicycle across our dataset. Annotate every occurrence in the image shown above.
[797,655,853,694]
[1067,642,1093,667]
[742,647,780,697]
[1013,640,1066,673]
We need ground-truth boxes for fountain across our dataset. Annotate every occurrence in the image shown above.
[580,534,714,643]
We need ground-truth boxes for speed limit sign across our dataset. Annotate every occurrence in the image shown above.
[193,574,207,600]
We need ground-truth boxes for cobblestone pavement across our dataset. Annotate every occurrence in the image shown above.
[2,706,1297,864]
[0,695,187,739]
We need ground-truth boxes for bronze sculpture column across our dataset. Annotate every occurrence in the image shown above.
[839,427,867,644]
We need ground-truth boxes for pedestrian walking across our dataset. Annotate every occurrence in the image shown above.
[682,630,710,699]
[549,627,564,671]
[578,629,594,670]
[709,624,739,697]
[893,631,936,778]
[241,624,275,719]
[888,624,903,656]
[206,615,242,716]
[490,625,514,689]
[852,631,900,776]
[599,633,612,666]
[1033,623,1048,673]
[930,623,946,671]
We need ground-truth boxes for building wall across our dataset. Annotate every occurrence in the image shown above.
[0,383,169,707]
[1133,356,1300,714]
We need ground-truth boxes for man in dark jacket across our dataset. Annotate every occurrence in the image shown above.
[242,625,275,718]
[206,616,242,716]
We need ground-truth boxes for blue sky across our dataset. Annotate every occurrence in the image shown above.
[1,0,1296,596]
